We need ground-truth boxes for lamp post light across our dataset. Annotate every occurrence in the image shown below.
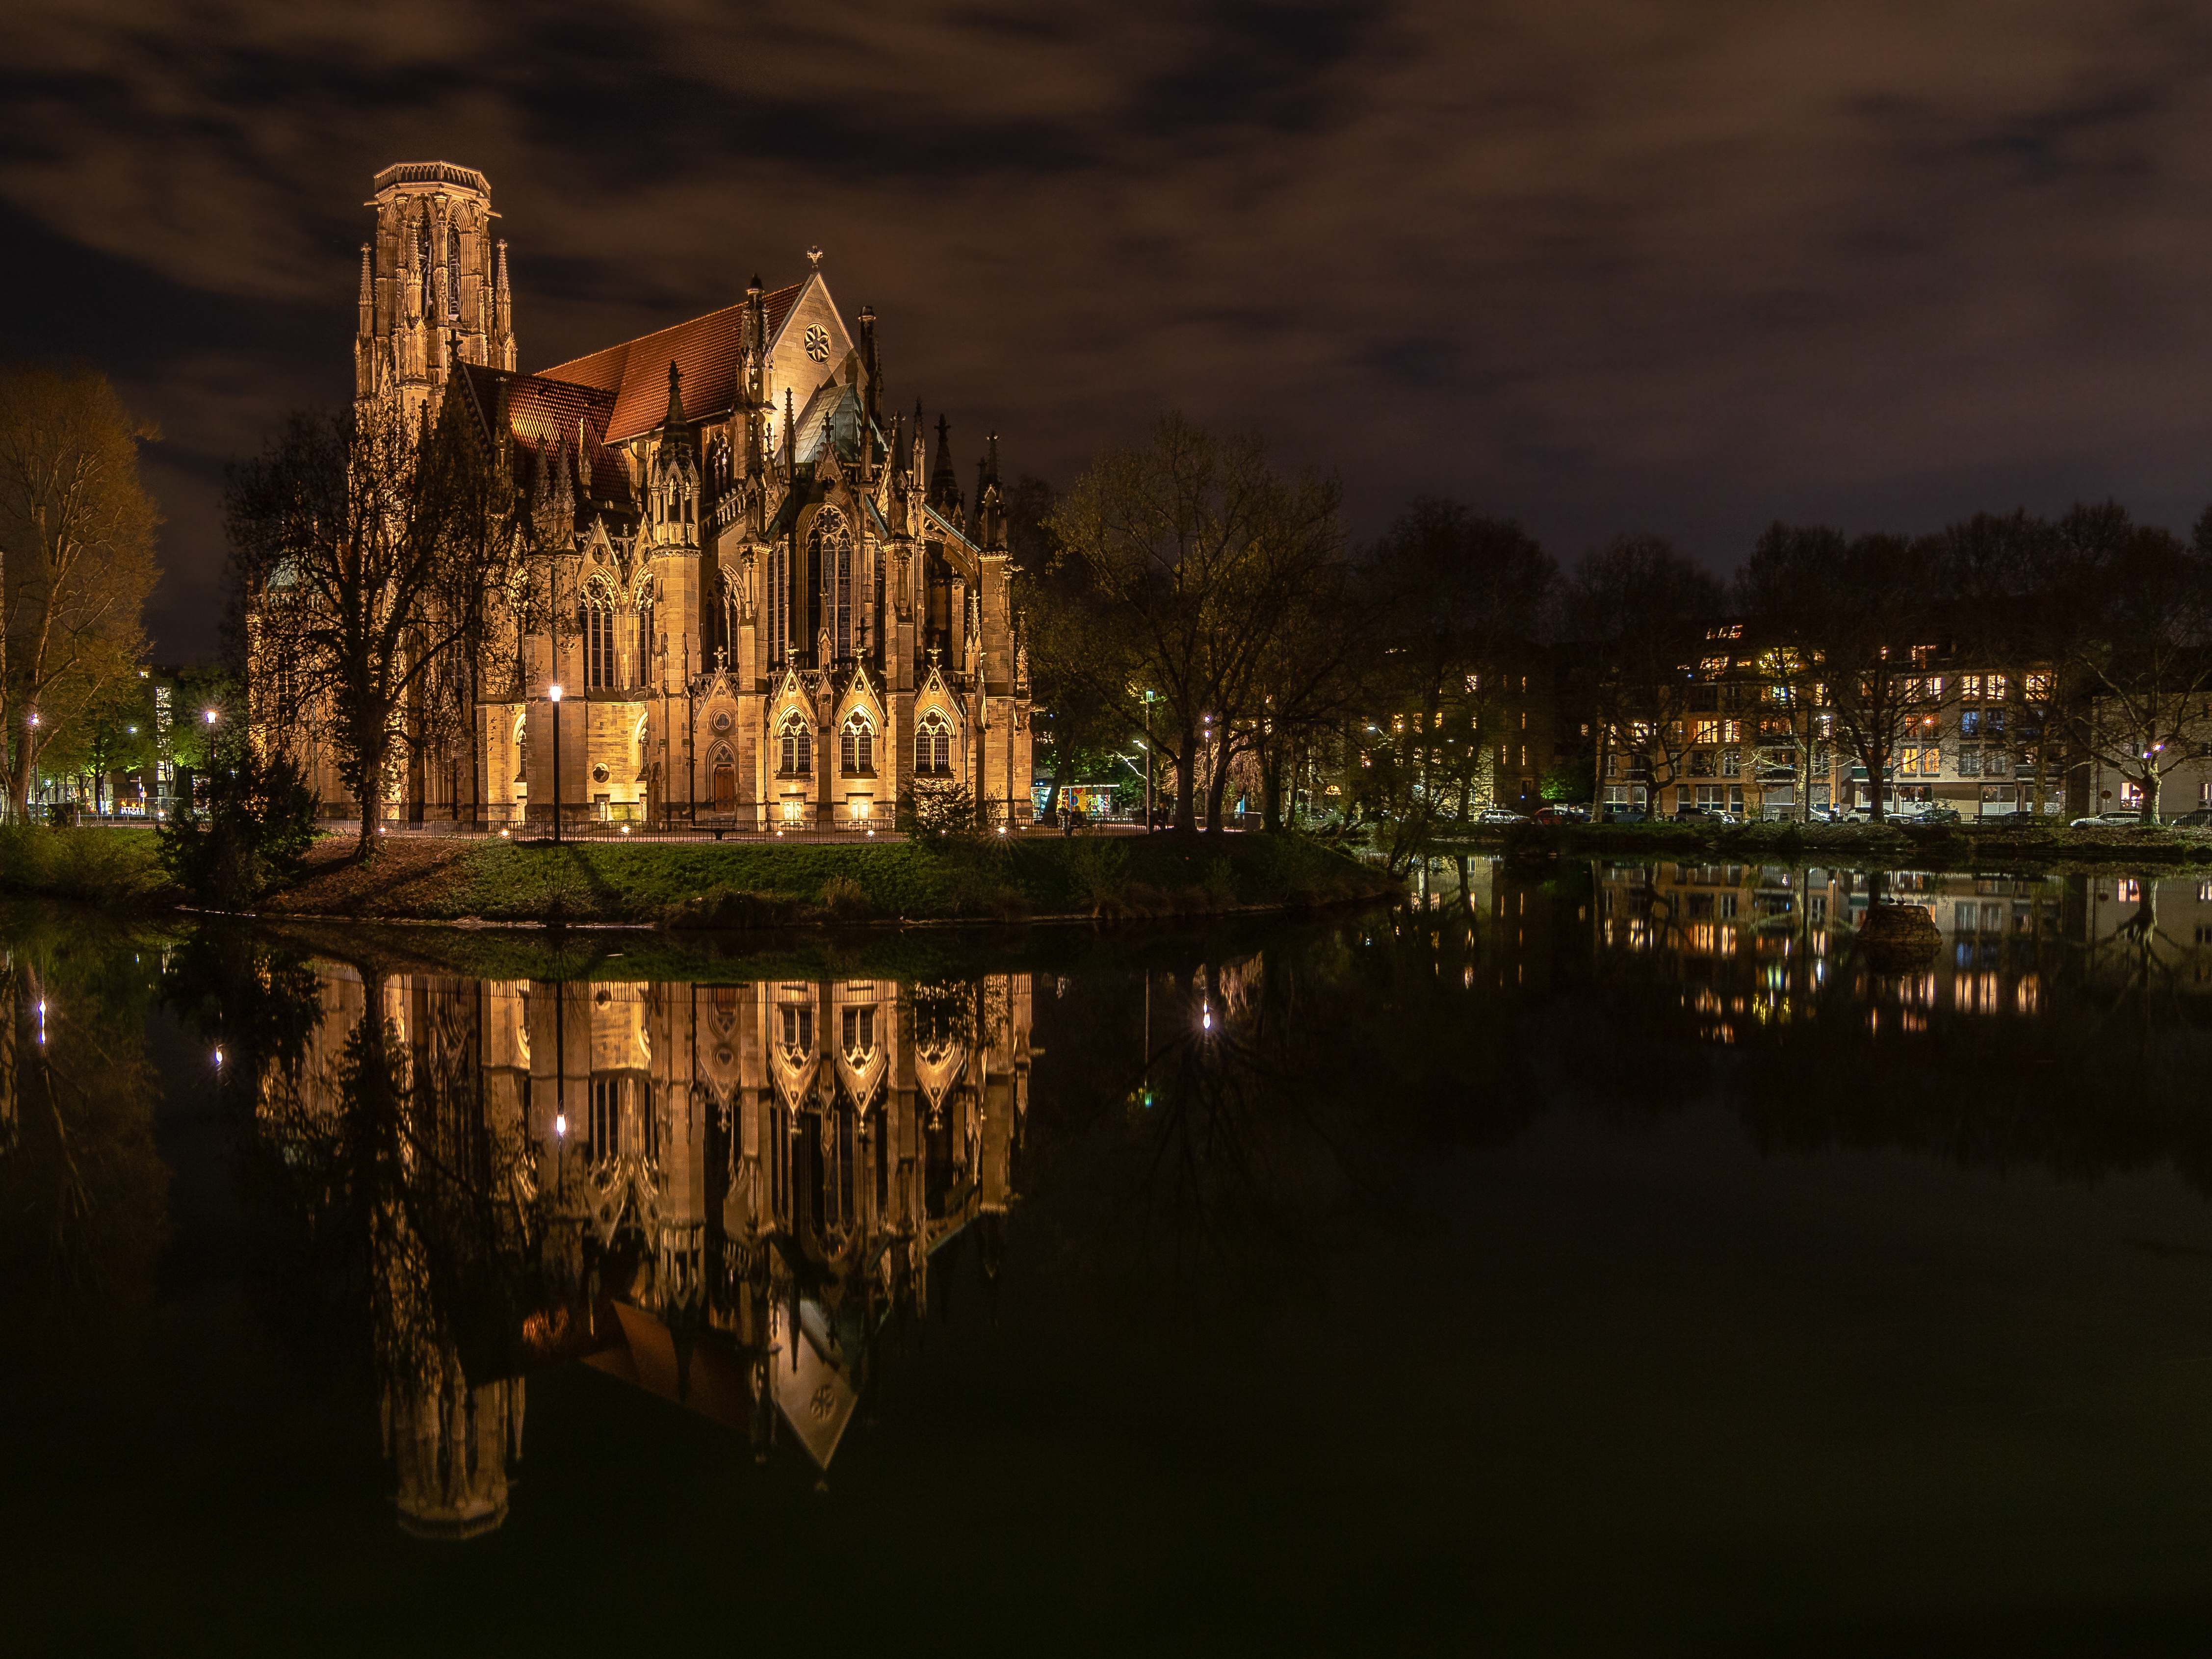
[548,684,563,844]
[1142,688,1155,832]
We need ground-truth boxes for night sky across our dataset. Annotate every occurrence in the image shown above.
[9,1,2212,660]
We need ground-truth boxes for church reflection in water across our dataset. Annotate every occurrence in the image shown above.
[269,967,1031,1538]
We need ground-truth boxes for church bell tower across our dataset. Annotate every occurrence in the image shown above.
[356,161,516,429]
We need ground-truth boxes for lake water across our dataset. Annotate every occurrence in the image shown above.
[7,859,2212,1653]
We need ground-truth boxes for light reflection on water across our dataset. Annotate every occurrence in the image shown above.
[8,866,2212,1646]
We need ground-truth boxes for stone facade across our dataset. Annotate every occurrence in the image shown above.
[321,159,1031,830]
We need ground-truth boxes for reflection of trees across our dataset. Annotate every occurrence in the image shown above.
[1028,913,1541,1311]
[1610,866,2212,1194]
[172,940,541,1538]
[0,912,169,1372]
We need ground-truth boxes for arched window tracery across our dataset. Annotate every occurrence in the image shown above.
[778,712,812,777]
[840,712,875,777]
[809,508,853,659]
[447,225,463,319]
[914,710,952,776]
[636,588,655,686]
[582,582,616,688]
[416,212,432,316]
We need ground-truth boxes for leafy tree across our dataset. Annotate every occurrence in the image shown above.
[0,365,162,820]
[28,673,158,815]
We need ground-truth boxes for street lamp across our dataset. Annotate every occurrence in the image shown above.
[1142,688,1155,831]
[548,684,563,844]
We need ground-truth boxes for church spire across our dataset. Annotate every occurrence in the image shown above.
[663,359,687,430]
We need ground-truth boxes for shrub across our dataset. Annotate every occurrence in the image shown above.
[0,825,165,904]
[1063,836,1131,912]
[897,780,986,846]
[1203,856,1239,909]
[818,875,871,919]
[156,744,319,908]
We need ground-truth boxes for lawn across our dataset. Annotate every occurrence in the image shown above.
[249,829,1394,926]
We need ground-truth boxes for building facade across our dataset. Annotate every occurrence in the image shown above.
[1595,630,2081,821]
[309,160,1031,830]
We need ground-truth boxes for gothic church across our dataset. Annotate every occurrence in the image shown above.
[336,159,1031,830]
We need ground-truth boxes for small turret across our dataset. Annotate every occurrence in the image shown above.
[929,416,962,516]
[858,303,881,432]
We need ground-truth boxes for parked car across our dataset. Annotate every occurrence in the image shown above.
[1475,807,1529,826]
[2168,808,2212,828]
[1532,804,1589,825]
[1672,806,1742,825]
[1801,805,1845,824]
[2069,810,2158,829]
[1602,807,1649,824]
[1904,806,1963,826]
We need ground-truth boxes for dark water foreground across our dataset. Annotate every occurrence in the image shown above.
[8,860,2212,1654]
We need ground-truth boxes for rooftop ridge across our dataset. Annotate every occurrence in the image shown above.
[536,283,805,384]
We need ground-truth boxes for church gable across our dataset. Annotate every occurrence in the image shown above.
[764,272,855,428]
[914,658,965,733]
[833,660,886,733]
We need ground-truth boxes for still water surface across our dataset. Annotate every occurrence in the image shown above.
[8,859,2212,1653]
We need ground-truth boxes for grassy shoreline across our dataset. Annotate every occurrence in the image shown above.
[10,816,2212,927]
[0,825,1395,928]
[1435,817,2212,871]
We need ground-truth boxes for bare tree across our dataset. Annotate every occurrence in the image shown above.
[1047,413,1345,832]
[1734,523,1844,822]
[1360,500,1556,829]
[1798,533,1942,824]
[228,402,525,855]
[0,366,162,819]
[1563,535,1723,819]
[2046,504,2212,820]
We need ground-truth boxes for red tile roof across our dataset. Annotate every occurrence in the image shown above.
[536,283,802,444]
[451,363,632,507]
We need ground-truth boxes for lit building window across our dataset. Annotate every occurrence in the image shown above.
[914,711,953,775]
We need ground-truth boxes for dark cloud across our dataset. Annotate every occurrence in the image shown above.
[9,0,2212,657]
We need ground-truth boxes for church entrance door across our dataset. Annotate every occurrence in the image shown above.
[712,764,736,812]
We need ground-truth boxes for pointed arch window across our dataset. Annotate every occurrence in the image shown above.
[582,583,616,689]
[778,712,813,777]
[914,710,952,776]
[809,507,852,659]
[447,225,463,319]
[769,539,789,665]
[840,713,875,777]
[416,214,433,316]
[636,589,655,686]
